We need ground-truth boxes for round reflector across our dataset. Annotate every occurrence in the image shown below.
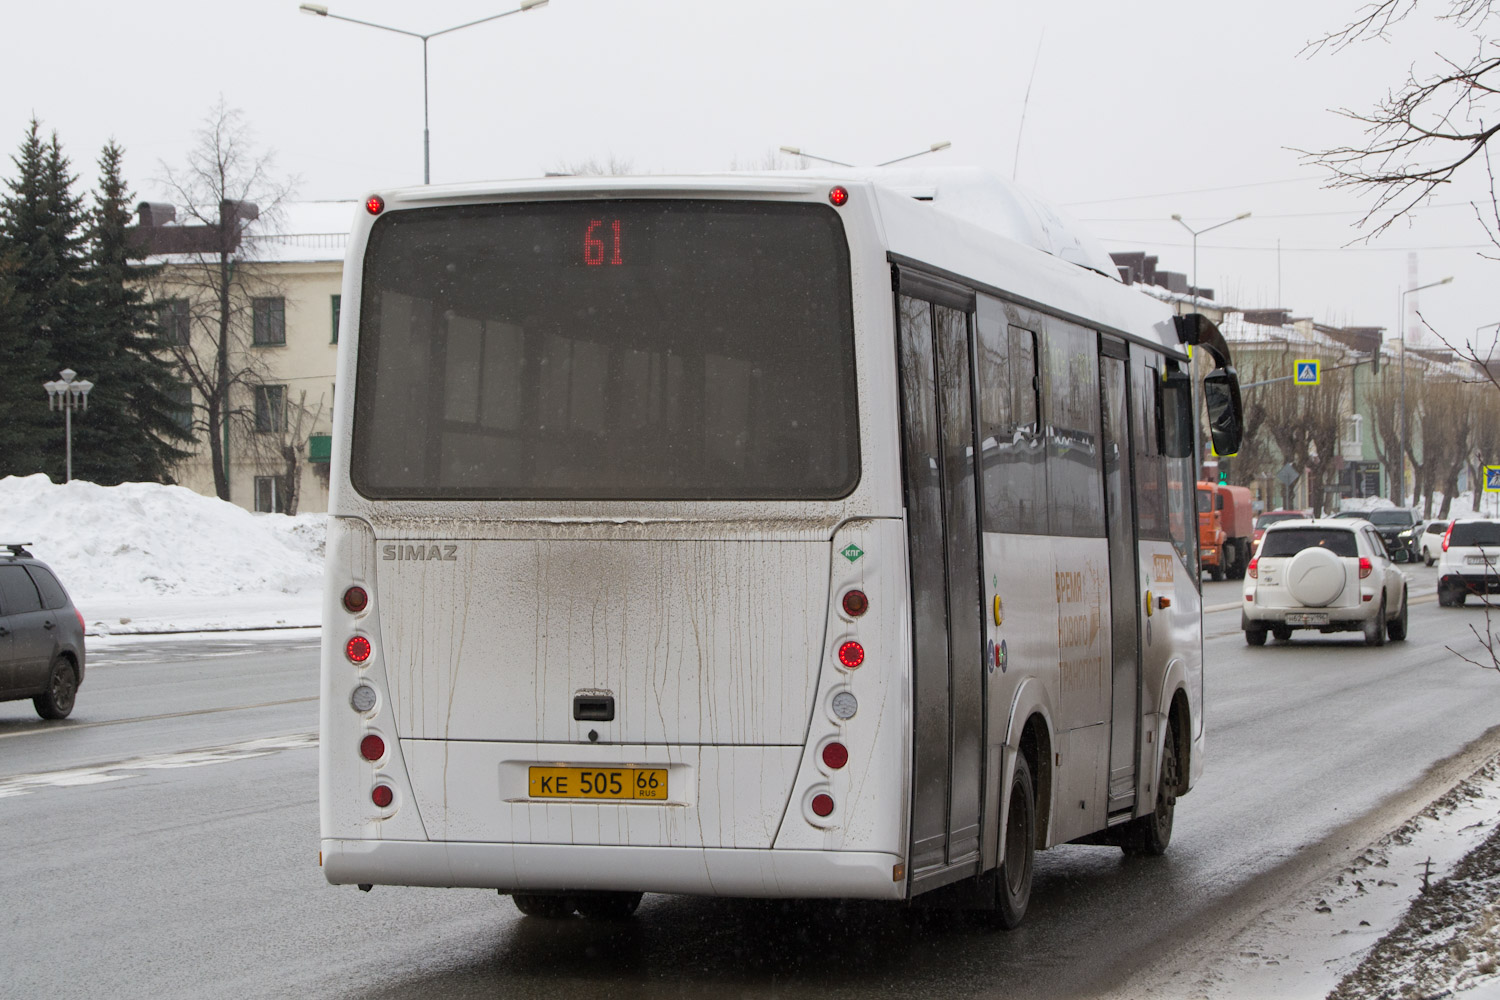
[838,640,865,669]
[343,586,369,614]
[828,186,849,207]
[366,195,385,215]
[831,691,858,720]
[811,793,835,817]
[371,785,394,808]
[346,635,372,663]
[360,734,385,761]
[842,589,868,617]
[822,742,849,770]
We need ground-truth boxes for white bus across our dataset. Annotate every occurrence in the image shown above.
[318,167,1244,925]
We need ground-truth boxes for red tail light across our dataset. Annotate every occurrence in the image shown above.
[1359,557,1372,579]
[842,590,868,617]
[1443,521,1454,551]
[829,186,849,207]
[366,195,384,215]
[343,586,369,614]
[360,734,385,761]
[346,635,372,663]
[371,785,394,808]
[822,742,849,769]
[1247,558,1258,579]
[75,608,85,630]
[811,793,835,817]
[838,641,865,669]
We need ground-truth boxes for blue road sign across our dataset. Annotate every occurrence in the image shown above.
[1485,466,1500,493]
[1294,359,1321,386]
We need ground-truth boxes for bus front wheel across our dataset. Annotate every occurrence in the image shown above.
[995,755,1036,929]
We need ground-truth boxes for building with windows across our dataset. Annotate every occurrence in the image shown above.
[134,201,353,514]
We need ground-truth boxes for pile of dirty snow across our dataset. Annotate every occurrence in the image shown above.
[0,475,324,634]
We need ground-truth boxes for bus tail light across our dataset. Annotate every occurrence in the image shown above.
[842,589,868,617]
[347,636,372,663]
[829,186,849,207]
[343,586,369,613]
[1247,558,1258,579]
[371,785,394,808]
[822,742,848,769]
[1359,557,1372,579]
[360,734,385,761]
[366,195,385,215]
[811,793,835,817]
[838,641,865,669]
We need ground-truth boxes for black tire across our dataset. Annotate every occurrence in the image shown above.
[994,754,1036,929]
[1364,596,1388,647]
[1245,626,1268,646]
[1425,552,1435,567]
[1388,588,1409,641]
[33,656,78,720]
[575,892,643,921]
[1271,624,1292,642]
[511,894,575,918]
[1208,560,1224,582]
[1438,586,1456,607]
[1122,720,1178,857]
[1228,541,1248,580]
[1458,591,1469,606]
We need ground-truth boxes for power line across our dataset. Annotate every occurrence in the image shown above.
[1062,176,1314,207]
[1094,235,1493,253]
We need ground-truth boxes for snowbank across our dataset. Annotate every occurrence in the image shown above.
[0,475,324,634]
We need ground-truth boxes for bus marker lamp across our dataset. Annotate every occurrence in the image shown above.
[360,735,385,761]
[828,186,849,207]
[838,641,865,669]
[841,589,868,617]
[343,586,369,613]
[366,195,385,216]
[347,635,372,663]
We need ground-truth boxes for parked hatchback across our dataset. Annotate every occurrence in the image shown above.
[0,543,86,719]
[1437,519,1500,606]
[1243,520,1409,646]
[1418,519,1451,566]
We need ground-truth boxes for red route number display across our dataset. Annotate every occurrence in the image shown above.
[584,219,624,266]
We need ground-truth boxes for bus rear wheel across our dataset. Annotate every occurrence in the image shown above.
[575,892,643,921]
[1122,721,1177,857]
[994,754,1036,929]
[511,893,575,918]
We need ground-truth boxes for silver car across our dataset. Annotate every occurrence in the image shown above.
[1242,520,1409,646]
[0,543,86,719]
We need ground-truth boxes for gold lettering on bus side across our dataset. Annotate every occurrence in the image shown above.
[1153,554,1175,583]
[1055,571,1084,603]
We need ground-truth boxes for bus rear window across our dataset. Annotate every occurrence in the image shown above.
[351,200,858,500]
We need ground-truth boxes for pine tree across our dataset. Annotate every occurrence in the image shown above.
[74,141,192,484]
[0,120,89,480]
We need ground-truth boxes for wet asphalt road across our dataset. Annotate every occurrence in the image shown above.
[5,567,1500,1000]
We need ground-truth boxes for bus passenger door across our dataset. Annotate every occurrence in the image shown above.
[1100,343,1140,814]
[896,280,984,887]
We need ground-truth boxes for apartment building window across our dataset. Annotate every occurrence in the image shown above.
[168,384,193,431]
[158,298,191,345]
[253,296,286,346]
[255,475,286,513]
[254,384,286,432]
[331,294,341,343]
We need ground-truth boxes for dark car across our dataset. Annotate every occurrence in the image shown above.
[0,543,86,719]
[1332,508,1417,560]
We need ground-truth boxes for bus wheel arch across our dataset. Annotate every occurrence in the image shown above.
[1167,689,1191,797]
[1018,714,1053,849]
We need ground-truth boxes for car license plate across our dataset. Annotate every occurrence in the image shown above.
[1467,556,1493,566]
[528,766,668,801]
[1286,613,1328,625]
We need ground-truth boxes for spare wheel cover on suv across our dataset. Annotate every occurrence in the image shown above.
[1285,546,1347,607]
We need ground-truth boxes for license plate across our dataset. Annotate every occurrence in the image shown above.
[1467,556,1493,566]
[1286,613,1328,625]
[528,766,668,801]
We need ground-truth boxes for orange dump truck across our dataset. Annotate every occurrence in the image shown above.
[1197,482,1255,580]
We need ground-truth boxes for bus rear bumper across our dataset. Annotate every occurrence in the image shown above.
[321,839,907,900]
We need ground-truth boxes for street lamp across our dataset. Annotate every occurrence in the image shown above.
[1170,212,1251,314]
[777,141,952,169]
[1395,276,1454,504]
[42,368,94,484]
[299,0,550,184]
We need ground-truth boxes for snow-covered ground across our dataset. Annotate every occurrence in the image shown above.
[0,475,324,634]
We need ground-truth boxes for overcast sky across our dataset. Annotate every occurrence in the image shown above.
[6,0,1497,353]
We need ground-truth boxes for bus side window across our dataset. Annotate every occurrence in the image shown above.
[975,295,1047,534]
[1133,355,1170,542]
[1044,321,1104,538]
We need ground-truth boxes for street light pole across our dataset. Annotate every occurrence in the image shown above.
[42,368,95,484]
[1395,276,1454,505]
[1170,212,1251,315]
[299,0,550,184]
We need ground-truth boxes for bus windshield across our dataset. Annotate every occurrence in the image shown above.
[351,199,858,500]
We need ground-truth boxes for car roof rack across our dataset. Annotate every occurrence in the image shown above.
[3,542,34,558]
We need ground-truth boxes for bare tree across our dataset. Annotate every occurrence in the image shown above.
[149,99,292,501]
[1367,374,1408,501]
[1305,367,1350,517]
[1424,379,1478,515]
[1302,2,1500,236]
[237,388,324,516]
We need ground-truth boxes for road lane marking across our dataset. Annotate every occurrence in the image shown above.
[0,731,318,799]
[0,697,318,741]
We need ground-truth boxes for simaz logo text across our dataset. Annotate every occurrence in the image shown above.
[382,544,458,562]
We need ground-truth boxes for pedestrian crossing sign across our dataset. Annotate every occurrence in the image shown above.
[1485,466,1500,492]
[1293,359,1321,386]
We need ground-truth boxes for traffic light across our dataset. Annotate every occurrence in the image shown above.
[1218,457,1232,485]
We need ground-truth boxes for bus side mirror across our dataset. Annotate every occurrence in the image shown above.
[1204,367,1244,458]
[1160,369,1193,459]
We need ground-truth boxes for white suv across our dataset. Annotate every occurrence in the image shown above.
[1242,519,1410,646]
[1437,518,1500,606]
